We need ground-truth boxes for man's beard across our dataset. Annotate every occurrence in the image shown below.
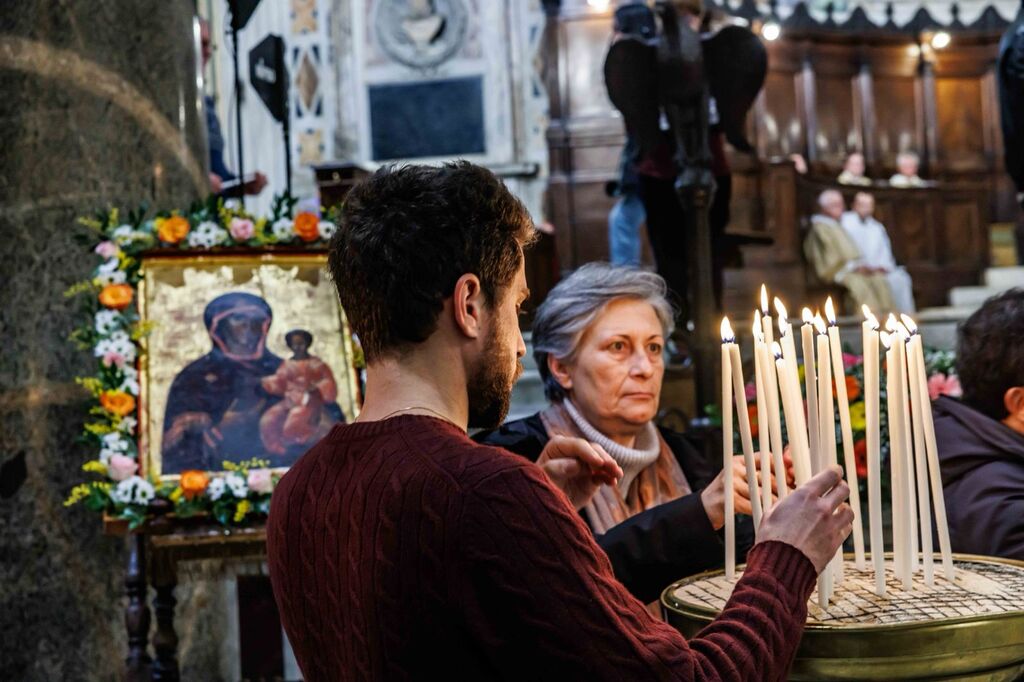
[467,324,523,430]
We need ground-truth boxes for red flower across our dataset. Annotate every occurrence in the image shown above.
[854,439,868,479]
[747,404,759,440]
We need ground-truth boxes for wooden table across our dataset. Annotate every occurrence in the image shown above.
[104,513,268,682]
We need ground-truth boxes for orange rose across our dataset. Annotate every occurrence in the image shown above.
[293,212,320,242]
[157,215,190,244]
[747,403,759,439]
[180,470,210,500]
[100,390,136,417]
[98,283,133,310]
[845,375,861,401]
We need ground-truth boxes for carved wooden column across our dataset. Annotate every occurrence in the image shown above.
[124,533,151,682]
[151,567,179,682]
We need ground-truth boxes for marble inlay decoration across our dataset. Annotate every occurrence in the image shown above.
[373,0,469,68]
[295,49,321,113]
[292,0,319,34]
[299,128,325,164]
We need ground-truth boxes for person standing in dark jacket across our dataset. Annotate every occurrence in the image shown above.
[937,288,1024,559]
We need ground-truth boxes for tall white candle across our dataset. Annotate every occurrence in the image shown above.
[816,315,844,591]
[759,297,788,499]
[888,317,918,581]
[902,315,955,581]
[802,308,822,474]
[827,298,866,569]
[775,299,812,485]
[902,322,934,585]
[863,306,886,596]
[753,312,773,514]
[895,322,919,575]
[730,343,763,529]
[721,318,736,580]
[884,332,912,590]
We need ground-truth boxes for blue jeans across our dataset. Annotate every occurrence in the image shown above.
[608,192,645,267]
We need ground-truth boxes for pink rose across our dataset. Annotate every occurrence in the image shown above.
[102,351,126,368]
[229,217,255,242]
[247,468,274,494]
[843,353,861,370]
[744,381,757,403]
[927,373,963,400]
[109,454,139,482]
[95,241,119,259]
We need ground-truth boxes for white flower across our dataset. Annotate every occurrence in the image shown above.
[120,376,140,396]
[118,416,138,434]
[98,258,120,275]
[112,224,134,239]
[102,432,130,453]
[225,472,249,498]
[112,224,148,244]
[207,477,227,501]
[317,220,337,240]
[272,218,294,241]
[99,447,118,465]
[186,221,228,249]
[95,310,123,335]
[111,476,155,506]
[95,269,127,286]
[96,331,136,363]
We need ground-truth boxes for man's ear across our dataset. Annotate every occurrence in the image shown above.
[452,273,485,340]
[547,353,573,392]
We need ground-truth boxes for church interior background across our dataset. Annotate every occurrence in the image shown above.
[2,0,1024,679]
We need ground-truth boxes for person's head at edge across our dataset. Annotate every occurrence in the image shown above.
[956,288,1024,436]
[817,188,845,221]
[843,152,866,177]
[328,162,536,430]
[533,264,673,447]
[896,151,920,177]
[852,191,875,220]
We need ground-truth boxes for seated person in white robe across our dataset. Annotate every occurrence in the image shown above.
[804,189,894,313]
[837,152,872,186]
[840,191,917,312]
[889,151,926,187]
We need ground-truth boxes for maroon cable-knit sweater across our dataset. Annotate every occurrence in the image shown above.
[267,415,817,681]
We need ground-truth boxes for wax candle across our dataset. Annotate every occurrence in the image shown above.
[900,317,934,585]
[902,314,955,581]
[888,316,917,583]
[775,299,812,485]
[816,315,844,591]
[826,297,866,569]
[863,305,886,596]
[895,320,919,575]
[759,296,788,499]
[730,340,763,529]
[754,312,773,514]
[884,331,912,590]
[721,318,736,580]
[802,308,822,474]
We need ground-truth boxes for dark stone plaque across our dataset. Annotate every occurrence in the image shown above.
[369,76,485,160]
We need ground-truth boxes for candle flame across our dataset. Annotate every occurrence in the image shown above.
[862,304,879,330]
[825,297,837,325]
[900,313,919,334]
[802,307,814,324]
[880,331,892,349]
[885,313,899,332]
[721,317,735,343]
[771,341,784,360]
[894,320,911,341]
[760,284,769,314]
[774,297,788,323]
[753,311,765,343]
[813,313,827,335]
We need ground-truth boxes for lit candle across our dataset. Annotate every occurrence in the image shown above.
[900,316,934,585]
[729,330,763,530]
[816,314,843,593]
[776,299,812,485]
[826,297,866,569]
[753,312,773,513]
[883,330,912,590]
[721,318,736,580]
[888,316,917,584]
[802,308,822,474]
[902,314,955,582]
[760,290,788,499]
[863,305,886,596]
[894,318,919,576]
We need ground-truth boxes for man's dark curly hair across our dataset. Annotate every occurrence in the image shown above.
[327,162,535,362]
[956,288,1024,420]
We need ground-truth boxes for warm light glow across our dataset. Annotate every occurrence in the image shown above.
[886,313,899,333]
[813,314,827,335]
[862,304,879,330]
[761,284,769,314]
[894,321,911,341]
[802,307,814,325]
[880,331,892,350]
[761,21,781,42]
[825,297,837,325]
[772,341,784,360]
[754,311,765,343]
[931,31,951,50]
[900,313,919,334]
[721,317,735,343]
[586,0,611,10]
[774,297,788,324]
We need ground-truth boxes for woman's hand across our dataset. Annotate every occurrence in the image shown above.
[700,452,795,530]
[537,436,623,510]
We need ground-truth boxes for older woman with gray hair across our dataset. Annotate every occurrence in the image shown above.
[476,263,772,602]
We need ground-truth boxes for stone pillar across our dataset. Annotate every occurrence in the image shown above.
[0,2,207,678]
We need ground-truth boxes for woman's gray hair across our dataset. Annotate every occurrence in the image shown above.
[532,263,676,402]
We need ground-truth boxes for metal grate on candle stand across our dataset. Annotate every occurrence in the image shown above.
[666,559,1024,626]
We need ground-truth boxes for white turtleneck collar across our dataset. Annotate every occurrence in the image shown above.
[562,399,660,494]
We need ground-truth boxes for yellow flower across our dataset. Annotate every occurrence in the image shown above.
[233,499,251,523]
[169,487,184,503]
[849,401,867,432]
[82,460,108,475]
[64,484,92,507]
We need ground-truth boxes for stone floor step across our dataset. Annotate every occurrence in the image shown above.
[983,266,1024,290]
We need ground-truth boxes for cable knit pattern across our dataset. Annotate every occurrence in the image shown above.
[267,415,817,681]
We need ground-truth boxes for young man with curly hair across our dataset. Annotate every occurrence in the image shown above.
[266,162,853,681]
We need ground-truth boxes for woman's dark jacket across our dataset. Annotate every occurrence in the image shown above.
[474,413,754,602]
